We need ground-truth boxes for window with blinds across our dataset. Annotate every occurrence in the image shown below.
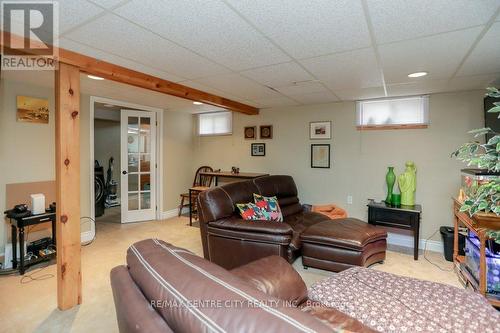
[356,96,429,130]
[197,111,232,136]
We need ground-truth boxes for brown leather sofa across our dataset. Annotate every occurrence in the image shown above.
[110,239,375,332]
[197,175,387,271]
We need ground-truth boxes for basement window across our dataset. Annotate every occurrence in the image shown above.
[198,111,232,136]
[356,96,429,130]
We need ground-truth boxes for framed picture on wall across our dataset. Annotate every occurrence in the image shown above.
[259,125,273,139]
[311,144,330,168]
[244,126,256,140]
[309,121,331,140]
[251,143,266,156]
[16,96,49,124]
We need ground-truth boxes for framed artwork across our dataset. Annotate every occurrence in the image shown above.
[309,121,331,140]
[311,144,330,168]
[16,96,49,124]
[259,125,273,139]
[251,143,266,156]
[244,126,256,140]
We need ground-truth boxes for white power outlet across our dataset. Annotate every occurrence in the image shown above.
[347,195,353,205]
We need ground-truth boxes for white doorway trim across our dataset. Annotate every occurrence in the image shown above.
[87,96,164,241]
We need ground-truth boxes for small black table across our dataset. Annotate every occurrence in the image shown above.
[367,200,422,260]
[9,212,56,274]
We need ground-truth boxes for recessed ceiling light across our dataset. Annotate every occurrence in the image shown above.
[87,75,104,80]
[193,101,203,105]
[103,104,115,108]
[408,72,428,78]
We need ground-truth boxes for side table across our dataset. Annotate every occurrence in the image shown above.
[367,200,422,260]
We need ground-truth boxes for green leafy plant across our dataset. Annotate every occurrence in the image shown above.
[452,87,500,244]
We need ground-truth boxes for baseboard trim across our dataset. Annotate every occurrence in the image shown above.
[161,207,188,220]
[387,232,443,254]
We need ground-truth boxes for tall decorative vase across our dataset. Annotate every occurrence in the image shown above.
[399,161,417,206]
[385,167,396,204]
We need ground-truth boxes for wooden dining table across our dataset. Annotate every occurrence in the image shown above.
[198,171,269,186]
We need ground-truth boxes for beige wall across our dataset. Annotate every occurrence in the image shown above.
[192,90,485,240]
[0,77,194,254]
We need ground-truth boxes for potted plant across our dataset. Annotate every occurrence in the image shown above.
[452,87,500,246]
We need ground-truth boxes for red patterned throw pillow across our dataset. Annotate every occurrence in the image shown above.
[236,202,267,221]
[253,193,283,222]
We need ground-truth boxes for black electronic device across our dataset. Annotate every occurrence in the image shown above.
[95,160,106,217]
[27,237,53,254]
[4,203,31,219]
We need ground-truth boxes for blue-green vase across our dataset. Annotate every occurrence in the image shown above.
[386,167,396,204]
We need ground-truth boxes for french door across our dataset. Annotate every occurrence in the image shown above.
[120,110,157,223]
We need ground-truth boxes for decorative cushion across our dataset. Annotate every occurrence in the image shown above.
[253,193,283,222]
[236,202,268,221]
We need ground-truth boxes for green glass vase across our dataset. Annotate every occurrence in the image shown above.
[386,166,396,204]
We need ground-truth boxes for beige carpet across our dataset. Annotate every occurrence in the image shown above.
[0,217,461,333]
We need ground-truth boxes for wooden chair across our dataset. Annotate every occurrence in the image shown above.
[178,166,214,217]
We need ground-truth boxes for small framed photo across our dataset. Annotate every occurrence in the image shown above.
[259,125,273,139]
[310,121,331,140]
[251,143,266,156]
[311,144,330,168]
[244,126,256,140]
[17,96,49,124]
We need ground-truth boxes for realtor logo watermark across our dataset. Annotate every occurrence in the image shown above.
[1,1,59,70]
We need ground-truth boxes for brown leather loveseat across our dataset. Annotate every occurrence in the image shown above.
[197,175,328,269]
[110,239,374,332]
[197,175,387,271]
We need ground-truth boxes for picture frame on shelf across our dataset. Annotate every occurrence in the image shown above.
[251,143,266,156]
[311,144,330,168]
[244,126,256,140]
[309,121,331,140]
[259,125,273,139]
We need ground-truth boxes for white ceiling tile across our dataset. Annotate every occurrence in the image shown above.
[226,0,371,59]
[387,74,498,97]
[335,87,385,101]
[240,62,314,88]
[457,22,500,76]
[379,28,482,84]
[59,1,105,34]
[300,48,382,90]
[194,73,283,100]
[60,38,185,82]
[250,97,300,108]
[367,0,500,44]
[87,0,127,9]
[287,91,339,105]
[65,14,230,80]
[4,0,104,36]
[114,0,290,71]
[276,82,327,95]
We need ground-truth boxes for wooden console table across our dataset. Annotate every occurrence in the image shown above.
[453,198,500,308]
[198,171,269,186]
[367,200,422,260]
[8,211,56,275]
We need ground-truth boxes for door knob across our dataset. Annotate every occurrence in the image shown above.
[122,170,128,175]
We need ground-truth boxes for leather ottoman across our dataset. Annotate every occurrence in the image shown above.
[300,218,387,272]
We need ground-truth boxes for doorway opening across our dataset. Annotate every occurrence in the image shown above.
[89,97,163,232]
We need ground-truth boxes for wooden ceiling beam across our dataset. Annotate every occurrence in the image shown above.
[1,31,259,115]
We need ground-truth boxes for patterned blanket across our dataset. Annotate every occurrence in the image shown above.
[309,267,500,333]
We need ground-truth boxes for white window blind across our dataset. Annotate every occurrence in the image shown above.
[356,96,429,128]
[198,111,232,136]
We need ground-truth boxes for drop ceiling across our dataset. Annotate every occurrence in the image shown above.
[7,0,500,109]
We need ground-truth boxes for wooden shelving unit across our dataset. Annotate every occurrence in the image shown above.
[453,199,500,308]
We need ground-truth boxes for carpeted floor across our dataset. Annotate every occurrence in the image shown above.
[0,216,461,333]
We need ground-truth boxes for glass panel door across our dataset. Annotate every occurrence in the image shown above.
[121,110,156,223]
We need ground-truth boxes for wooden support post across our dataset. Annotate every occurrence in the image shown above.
[55,63,82,310]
